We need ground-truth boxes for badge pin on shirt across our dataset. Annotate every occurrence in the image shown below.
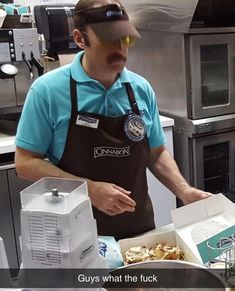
[124,114,146,142]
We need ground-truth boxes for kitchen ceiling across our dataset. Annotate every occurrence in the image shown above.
[122,0,199,33]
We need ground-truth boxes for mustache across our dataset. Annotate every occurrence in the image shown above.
[107,53,127,64]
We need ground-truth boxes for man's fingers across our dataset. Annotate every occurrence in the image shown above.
[105,204,135,216]
[117,192,136,207]
[113,185,136,207]
[104,208,119,216]
[115,200,135,213]
[113,184,131,195]
[89,181,137,215]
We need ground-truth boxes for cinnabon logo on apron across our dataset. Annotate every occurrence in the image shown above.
[94,146,130,158]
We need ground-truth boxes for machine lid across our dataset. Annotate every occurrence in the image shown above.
[20,177,89,210]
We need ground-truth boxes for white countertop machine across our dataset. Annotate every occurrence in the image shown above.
[20,177,106,269]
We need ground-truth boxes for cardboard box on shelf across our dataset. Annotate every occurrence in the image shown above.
[119,194,235,266]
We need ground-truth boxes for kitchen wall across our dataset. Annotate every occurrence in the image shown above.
[127,29,186,116]
[13,0,77,13]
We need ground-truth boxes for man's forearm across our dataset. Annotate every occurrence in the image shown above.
[16,157,79,182]
[148,147,190,200]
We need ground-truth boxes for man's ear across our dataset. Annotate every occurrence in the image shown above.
[73,29,85,49]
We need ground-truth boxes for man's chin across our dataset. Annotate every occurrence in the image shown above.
[109,60,126,72]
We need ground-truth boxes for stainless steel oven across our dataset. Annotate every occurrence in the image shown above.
[173,114,235,203]
[127,28,235,120]
[125,0,235,120]
[188,31,235,119]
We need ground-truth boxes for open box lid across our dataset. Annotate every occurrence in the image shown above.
[171,194,235,264]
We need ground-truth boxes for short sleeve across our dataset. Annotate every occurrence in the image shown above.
[15,85,53,154]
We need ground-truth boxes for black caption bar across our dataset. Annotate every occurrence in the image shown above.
[0,268,227,288]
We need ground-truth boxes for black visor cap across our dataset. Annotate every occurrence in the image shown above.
[74,4,141,42]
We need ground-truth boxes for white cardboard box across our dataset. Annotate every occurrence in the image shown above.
[119,194,235,265]
[172,193,235,264]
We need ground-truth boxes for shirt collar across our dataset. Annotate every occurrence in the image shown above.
[71,51,131,84]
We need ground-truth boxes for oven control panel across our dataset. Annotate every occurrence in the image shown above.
[196,122,212,133]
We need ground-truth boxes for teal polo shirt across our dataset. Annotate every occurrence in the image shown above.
[15,51,165,165]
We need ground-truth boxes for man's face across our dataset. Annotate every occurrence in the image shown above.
[84,26,129,74]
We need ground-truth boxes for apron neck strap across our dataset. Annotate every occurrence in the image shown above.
[124,82,140,115]
[70,75,78,115]
[70,75,140,116]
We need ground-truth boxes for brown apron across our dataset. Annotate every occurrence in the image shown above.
[58,74,155,240]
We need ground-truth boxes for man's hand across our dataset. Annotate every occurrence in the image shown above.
[179,185,213,205]
[149,146,213,206]
[87,181,136,216]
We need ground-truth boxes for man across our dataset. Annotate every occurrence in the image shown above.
[15,0,212,240]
